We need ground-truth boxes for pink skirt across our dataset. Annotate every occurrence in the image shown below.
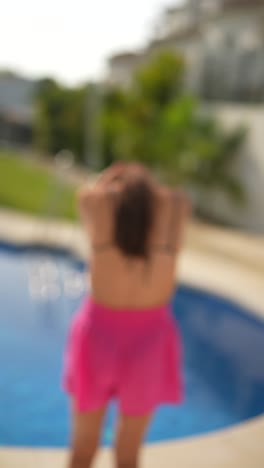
[63,297,184,415]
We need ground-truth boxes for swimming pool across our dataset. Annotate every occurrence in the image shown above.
[0,242,264,447]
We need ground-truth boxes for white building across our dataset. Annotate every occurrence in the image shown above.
[107,0,264,101]
[107,52,142,87]
[199,0,264,100]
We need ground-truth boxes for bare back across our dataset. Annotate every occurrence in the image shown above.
[78,181,190,310]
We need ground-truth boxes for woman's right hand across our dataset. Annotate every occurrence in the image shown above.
[95,162,128,190]
[76,163,128,229]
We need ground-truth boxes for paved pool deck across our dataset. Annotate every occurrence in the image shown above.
[0,208,263,467]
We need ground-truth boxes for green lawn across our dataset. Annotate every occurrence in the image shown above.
[0,151,77,220]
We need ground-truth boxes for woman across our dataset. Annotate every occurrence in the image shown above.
[63,162,190,468]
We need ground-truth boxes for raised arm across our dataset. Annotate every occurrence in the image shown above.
[174,190,192,217]
[76,163,127,231]
[171,189,192,253]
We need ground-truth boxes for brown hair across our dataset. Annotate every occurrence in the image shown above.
[113,165,155,258]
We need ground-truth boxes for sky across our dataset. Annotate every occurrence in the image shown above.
[0,0,181,85]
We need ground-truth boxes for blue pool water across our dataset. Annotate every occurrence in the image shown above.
[0,242,264,447]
